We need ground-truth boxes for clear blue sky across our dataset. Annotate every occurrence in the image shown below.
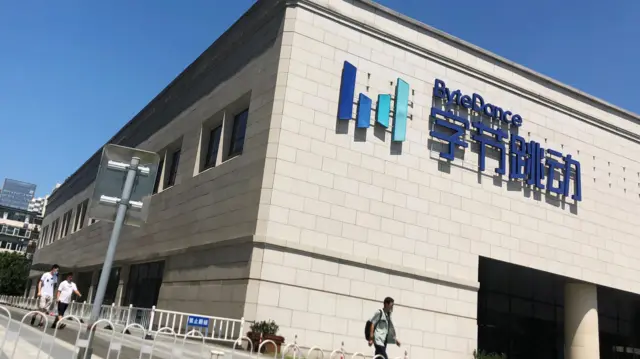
[1,0,639,197]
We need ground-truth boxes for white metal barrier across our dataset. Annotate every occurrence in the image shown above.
[0,295,244,343]
[0,298,412,359]
[151,307,244,342]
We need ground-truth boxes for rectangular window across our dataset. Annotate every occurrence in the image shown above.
[40,226,49,248]
[73,203,81,232]
[228,109,248,157]
[124,261,165,308]
[61,210,73,238]
[92,268,120,306]
[60,216,67,238]
[165,150,180,187]
[7,212,27,222]
[204,126,223,169]
[43,226,49,245]
[73,200,88,232]
[152,159,164,194]
[50,219,60,242]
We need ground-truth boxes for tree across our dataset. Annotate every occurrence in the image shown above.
[0,251,29,295]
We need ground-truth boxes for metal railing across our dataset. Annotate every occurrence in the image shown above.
[152,307,244,341]
[0,296,38,311]
[0,296,413,359]
[0,295,244,344]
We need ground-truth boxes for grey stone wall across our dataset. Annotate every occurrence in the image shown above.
[32,0,288,321]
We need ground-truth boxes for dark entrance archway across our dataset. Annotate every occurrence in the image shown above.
[478,257,640,359]
[477,257,565,359]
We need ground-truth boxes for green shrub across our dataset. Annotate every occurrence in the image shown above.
[250,320,279,335]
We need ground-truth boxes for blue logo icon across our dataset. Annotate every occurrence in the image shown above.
[337,61,409,142]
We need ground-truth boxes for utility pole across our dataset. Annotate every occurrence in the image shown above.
[76,145,159,359]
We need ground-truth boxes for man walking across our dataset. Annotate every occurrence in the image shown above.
[52,272,82,329]
[31,264,59,327]
[368,297,401,359]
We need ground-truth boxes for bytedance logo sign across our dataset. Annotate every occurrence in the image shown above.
[430,79,582,202]
[336,61,583,202]
[337,61,409,142]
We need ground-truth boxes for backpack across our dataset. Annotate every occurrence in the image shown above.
[364,309,383,341]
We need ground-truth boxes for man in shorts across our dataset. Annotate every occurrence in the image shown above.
[52,272,82,329]
[31,264,59,327]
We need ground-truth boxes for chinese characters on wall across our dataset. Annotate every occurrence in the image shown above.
[430,79,582,201]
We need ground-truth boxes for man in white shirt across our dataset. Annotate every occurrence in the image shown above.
[30,264,59,327]
[52,272,82,329]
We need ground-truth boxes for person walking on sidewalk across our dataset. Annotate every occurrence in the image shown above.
[52,272,82,329]
[31,264,59,327]
[367,297,401,359]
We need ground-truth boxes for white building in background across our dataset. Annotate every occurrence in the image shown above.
[0,204,42,253]
[27,183,61,216]
[30,1,640,358]
[28,197,47,216]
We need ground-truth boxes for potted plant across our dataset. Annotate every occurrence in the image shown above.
[473,350,507,359]
[247,320,284,354]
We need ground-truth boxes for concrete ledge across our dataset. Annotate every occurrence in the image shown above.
[253,235,480,291]
[34,233,479,291]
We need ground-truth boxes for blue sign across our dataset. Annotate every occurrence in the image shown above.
[187,316,209,328]
[430,79,582,201]
[337,61,408,142]
[433,79,523,127]
[335,65,582,202]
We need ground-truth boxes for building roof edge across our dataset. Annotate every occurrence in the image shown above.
[46,0,287,213]
[352,0,640,124]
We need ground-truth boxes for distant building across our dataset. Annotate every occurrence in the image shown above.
[22,183,61,216]
[28,197,47,216]
[0,204,42,254]
[0,179,37,211]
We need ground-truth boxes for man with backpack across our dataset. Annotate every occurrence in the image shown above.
[366,297,401,359]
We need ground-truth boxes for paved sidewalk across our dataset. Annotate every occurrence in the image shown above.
[0,319,103,359]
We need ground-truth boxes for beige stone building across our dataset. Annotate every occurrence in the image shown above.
[32,1,640,358]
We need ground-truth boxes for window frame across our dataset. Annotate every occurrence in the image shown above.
[61,210,73,238]
[165,149,181,188]
[204,125,223,170]
[152,158,165,194]
[40,226,49,248]
[50,219,60,243]
[228,109,248,158]
[73,199,89,232]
